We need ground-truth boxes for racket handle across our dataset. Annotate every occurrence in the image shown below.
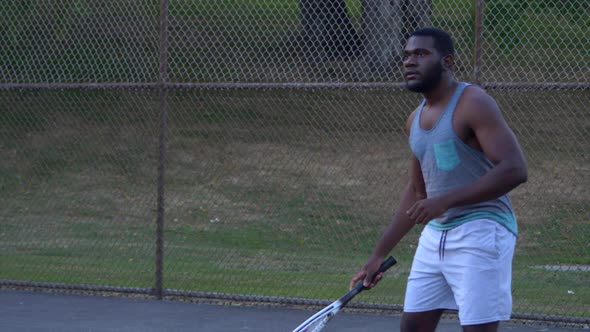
[341,256,397,306]
[357,255,397,291]
[376,256,397,275]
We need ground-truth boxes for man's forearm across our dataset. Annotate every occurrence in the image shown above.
[443,160,527,209]
[370,183,421,259]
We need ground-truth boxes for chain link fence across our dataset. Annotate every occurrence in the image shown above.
[1,0,588,324]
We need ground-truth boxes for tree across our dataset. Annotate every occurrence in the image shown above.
[361,0,401,72]
[400,0,432,42]
[299,0,362,61]
[299,0,432,73]
[362,0,432,72]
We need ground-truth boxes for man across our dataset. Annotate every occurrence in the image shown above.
[350,28,528,332]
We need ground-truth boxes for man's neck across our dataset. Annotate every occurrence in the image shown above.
[423,79,458,107]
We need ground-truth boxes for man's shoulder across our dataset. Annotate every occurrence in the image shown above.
[461,83,489,101]
[458,83,499,114]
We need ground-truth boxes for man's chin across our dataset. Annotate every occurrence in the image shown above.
[405,81,424,93]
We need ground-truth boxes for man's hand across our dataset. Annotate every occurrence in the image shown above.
[406,196,449,224]
[349,256,385,290]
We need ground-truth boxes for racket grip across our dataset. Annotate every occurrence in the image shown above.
[376,256,397,275]
[356,255,397,291]
[339,256,397,307]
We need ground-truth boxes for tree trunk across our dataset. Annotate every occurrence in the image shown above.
[360,0,432,72]
[400,0,433,43]
[361,0,402,72]
[300,0,362,61]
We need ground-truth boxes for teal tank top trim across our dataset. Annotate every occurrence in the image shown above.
[428,212,518,235]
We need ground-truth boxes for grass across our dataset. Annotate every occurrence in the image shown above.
[1,88,589,318]
[513,267,590,317]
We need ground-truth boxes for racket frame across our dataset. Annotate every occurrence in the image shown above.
[292,256,397,332]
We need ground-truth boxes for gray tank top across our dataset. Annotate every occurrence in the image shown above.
[409,82,517,235]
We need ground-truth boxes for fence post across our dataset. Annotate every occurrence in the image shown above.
[473,0,484,85]
[155,0,170,300]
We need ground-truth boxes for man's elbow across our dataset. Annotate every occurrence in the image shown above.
[518,170,528,185]
[501,159,528,187]
[504,154,528,185]
[513,165,528,185]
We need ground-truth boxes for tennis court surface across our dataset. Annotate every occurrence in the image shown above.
[1,289,586,331]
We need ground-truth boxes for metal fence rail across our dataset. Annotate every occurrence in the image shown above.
[1,0,588,324]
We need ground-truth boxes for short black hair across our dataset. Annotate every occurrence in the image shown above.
[409,28,455,56]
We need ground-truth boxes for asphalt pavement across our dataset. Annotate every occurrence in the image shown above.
[1,289,587,331]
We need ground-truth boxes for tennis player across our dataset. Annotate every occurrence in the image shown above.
[350,28,528,332]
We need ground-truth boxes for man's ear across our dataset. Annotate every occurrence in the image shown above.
[442,54,454,71]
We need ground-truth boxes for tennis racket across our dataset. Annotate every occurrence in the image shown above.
[292,256,397,332]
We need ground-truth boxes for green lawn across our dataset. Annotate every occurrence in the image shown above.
[1,88,588,318]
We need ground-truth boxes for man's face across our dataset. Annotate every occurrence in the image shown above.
[402,36,445,93]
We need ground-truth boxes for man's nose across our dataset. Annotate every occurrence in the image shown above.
[403,56,416,67]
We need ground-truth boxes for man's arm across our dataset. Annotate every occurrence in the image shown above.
[350,110,426,289]
[349,157,424,289]
[406,87,528,224]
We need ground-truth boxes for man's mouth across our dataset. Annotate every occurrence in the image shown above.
[405,72,419,80]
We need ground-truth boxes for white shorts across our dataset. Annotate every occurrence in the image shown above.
[403,219,517,325]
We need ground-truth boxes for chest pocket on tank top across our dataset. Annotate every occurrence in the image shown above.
[433,140,461,171]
